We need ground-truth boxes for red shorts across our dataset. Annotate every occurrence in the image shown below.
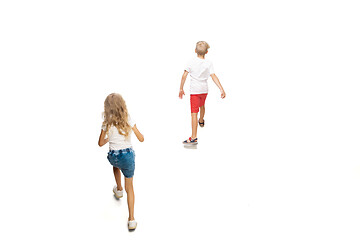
[190,94,208,113]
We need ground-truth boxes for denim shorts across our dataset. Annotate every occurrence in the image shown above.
[107,148,135,178]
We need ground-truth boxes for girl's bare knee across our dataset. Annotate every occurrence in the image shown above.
[125,178,133,192]
[125,185,133,193]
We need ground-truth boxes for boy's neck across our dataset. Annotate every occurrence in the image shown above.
[197,54,205,59]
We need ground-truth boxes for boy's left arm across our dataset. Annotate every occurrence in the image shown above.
[210,73,226,99]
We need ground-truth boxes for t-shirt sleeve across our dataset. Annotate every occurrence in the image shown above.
[185,60,191,72]
[128,115,135,128]
[209,62,215,75]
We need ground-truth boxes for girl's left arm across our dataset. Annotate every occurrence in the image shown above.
[132,124,144,142]
[98,129,109,147]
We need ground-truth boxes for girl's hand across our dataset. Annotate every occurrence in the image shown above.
[179,89,185,99]
[221,90,226,99]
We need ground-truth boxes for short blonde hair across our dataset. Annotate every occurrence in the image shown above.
[196,41,210,56]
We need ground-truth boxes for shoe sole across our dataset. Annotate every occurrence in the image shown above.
[199,120,205,127]
[183,142,198,145]
[128,223,137,230]
[113,189,123,199]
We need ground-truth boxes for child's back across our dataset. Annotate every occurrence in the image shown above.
[105,116,135,150]
[185,57,214,94]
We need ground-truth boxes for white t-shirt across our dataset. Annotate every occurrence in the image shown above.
[101,116,135,150]
[185,57,215,94]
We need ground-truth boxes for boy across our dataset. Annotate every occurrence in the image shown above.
[179,41,226,144]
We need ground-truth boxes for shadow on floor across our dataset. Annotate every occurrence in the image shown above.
[183,144,198,149]
[113,195,122,201]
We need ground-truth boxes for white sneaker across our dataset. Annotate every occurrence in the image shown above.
[113,186,123,199]
[128,220,137,230]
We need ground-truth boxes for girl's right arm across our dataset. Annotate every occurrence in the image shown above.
[98,129,109,147]
[132,124,144,142]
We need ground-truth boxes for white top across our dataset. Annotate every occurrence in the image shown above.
[101,116,135,150]
[185,57,215,94]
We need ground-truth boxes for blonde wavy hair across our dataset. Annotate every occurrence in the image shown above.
[102,93,131,137]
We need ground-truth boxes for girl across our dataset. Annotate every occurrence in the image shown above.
[98,93,144,230]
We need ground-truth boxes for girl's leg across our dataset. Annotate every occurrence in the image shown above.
[113,167,123,191]
[199,105,205,123]
[125,177,135,221]
[191,112,198,139]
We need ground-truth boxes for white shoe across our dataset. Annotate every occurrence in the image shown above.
[128,220,137,230]
[113,186,123,199]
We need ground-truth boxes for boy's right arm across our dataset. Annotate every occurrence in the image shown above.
[132,124,144,142]
[179,71,188,99]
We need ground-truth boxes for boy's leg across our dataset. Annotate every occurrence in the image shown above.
[191,112,198,139]
[199,105,205,123]
[199,94,207,123]
[113,167,123,191]
[190,94,199,140]
[125,177,135,221]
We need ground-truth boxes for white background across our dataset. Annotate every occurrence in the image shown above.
[1,0,360,239]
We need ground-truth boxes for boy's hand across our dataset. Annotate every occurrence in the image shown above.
[221,90,226,99]
[179,89,185,99]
